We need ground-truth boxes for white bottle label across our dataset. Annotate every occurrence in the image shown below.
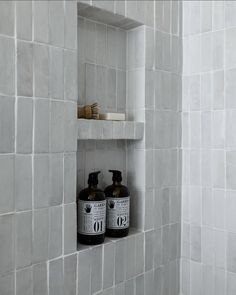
[78,200,106,235]
[106,197,130,229]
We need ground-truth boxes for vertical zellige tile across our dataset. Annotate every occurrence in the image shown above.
[0,155,14,214]
[0,214,15,275]
[16,212,32,269]
[0,96,15,153]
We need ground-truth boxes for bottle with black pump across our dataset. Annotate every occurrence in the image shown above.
[105,170,130,238]
[77,171,106,245]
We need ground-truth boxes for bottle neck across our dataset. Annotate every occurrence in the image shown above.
[89,184,97,189]
[113,181,121,186]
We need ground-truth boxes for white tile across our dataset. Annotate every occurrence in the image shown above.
[227,232,236,273]
[85,19,95,63]
[34,43,49,98]
[183,1,200,36]
[49,258,63,295]
[201,151,212,188]
[213,189,226,230]
[95,23,107,66]
[212,110,225,149]
[16,212,32,269]
[190,262,202,295]
[201,1,212,33]
[183,35,201,74]
[0,1,14,36]
[33,0,49,43]
[202,227,214,266]
[117,29,126,70]
[212,1,225,31]
[0,155,14,214]
[49,206,62,259]
[17,40,32,97]
[64,50,77,102]
[189,150,201,186]
[106,68,116,111]
[64,153,76,204]
[64,102,77,152]
[226,191,236,233]
[64,254,77,295]
[16,97,33,153]
[77,249,91,295]
[227,152,236,190]
[225,1,236,28]
[33,263,47,295]
[201,33,212,72]
[0,37,14,96]
[214,268,226,295]
[190,187,202,225]
[16,1,32,41]
[91,245,103,293]
[213,70,224,110]
[15,155,32,211]
[33,209,49,263]
[16,267,33,295]
[34,99,50,153]
[64,1,77,50]
[50,154,63,206]
[212,31,224,70]
[0,96,15,153]
[50,47,64,100]
[226,28,236,68]
[212,150,225,189]
[0,272,14,295]
[227,272,236,295]
[50,101,64,152]
[49,1,64,47]
[0,214,15,275]
[103,242,114,289]
[201,72,212,110]
[34,155,50,209]
[85,63,96,104]
[226,110,236,148]
[226,68,236,108]
[64,204,76,255]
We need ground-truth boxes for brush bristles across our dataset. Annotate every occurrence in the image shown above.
[78,103,100,119]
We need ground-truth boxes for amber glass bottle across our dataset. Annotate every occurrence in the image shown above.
[77,171,106,245]
[104,170,130,238]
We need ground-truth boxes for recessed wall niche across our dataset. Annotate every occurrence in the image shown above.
[77,5,146,243]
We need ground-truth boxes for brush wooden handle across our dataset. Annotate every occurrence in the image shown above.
[77,103,99,119]
[78,106,92,119]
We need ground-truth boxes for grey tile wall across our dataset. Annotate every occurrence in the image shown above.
[0,1,77,295]
[4,0,236,294]
[181,1,236,294]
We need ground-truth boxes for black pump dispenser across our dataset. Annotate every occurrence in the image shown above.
[105,170,130,238]
[88,171,100,186]
[77,171,106,245]
[109,170,122,183]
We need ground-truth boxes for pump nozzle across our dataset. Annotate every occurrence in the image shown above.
[88,171,101,186]
[109,170,122,182]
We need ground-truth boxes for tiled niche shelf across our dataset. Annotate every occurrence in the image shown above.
[77,119,144,140]
[78,1,143,29]
[77,227,141,252]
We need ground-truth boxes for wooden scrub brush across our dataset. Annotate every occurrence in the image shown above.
[77,103,99,119]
